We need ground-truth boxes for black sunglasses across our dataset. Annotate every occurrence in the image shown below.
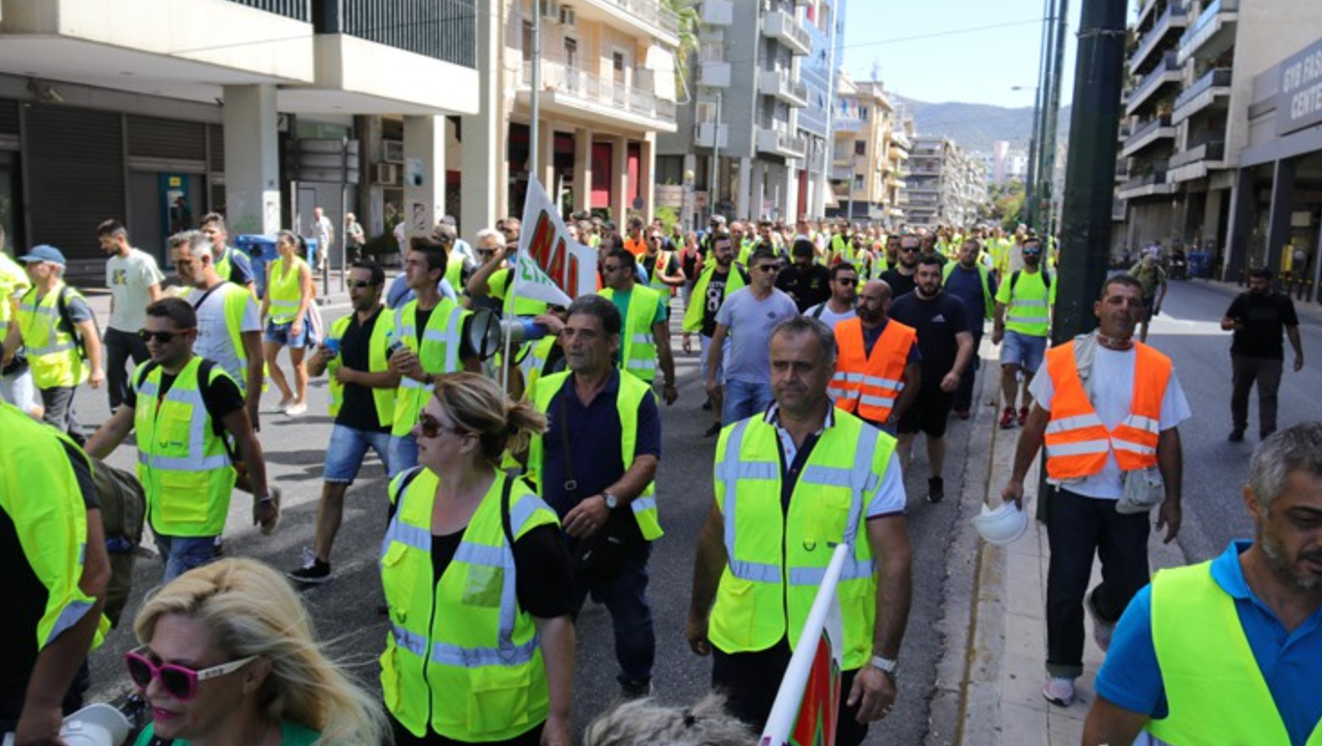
[836,278,857,286]
[899,246,919,253]
[348,280,375,289]
[137,329,193,343]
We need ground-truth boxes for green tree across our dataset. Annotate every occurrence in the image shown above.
[664,0,700,97]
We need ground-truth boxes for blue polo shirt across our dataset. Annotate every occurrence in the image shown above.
[1096,540,1322,745]
[539,370,662,520]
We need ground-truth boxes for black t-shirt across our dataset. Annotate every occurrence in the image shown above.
[336,308,390,433]
[1226,291,1299,360]
[890,291,970,379]
[430,524,575,619]
[681,251,699,285]
[776,263,832,313]
[880,268,917,300]
[701,265,749,337]
[641,253,680,286]
[126,361,246,426]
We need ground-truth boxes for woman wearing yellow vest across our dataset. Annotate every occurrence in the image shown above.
[127,558,389,746]
[259,231,314,416]
[381,373,575,746]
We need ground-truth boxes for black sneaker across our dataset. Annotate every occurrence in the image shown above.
[288,552,332,585]
[704,422,722,437]
[1260,428,1276,440]
[926,476,945,504]
[701,398,712,411]
[1228,428,1245,443]
[619,679,653,700]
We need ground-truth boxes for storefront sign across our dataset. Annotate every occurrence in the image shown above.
[1277,36,1322,136]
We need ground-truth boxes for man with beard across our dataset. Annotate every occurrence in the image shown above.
[683,232,748,437]
[879,235,920,299]
[943,238,998,419]
[1221,268,1304,443]
[1082,423,1322,746]
[804,262,859,331]
[992,236,1055,429]
[1002,274,1189,709]
[776,239,832,313]
[288,260,400,584]
[890,257,973,503]
[829,280,920,434]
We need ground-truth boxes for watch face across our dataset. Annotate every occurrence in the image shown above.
[604,494,618,509]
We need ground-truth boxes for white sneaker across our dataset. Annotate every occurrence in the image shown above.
[1086,588,1115,653]
[285,402,308,416]
[1043,676,1076,707]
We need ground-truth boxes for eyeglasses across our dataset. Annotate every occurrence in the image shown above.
[348,281,375,289]
[137,329,193,343]
[417,412,465,440]
[899,246,920,253]
[124,646,257,702]
[1022,250,1042,256]
[753,264,779,273]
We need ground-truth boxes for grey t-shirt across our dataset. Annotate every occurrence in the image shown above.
[106,248,165,331]
[715,287,799,384]
[804,302,857,331]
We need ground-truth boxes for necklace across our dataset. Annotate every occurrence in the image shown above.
[1096,332,1134,351]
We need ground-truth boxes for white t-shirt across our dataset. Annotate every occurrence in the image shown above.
[804,302,857,331]
[106,249,165,331]
[1029,344,1191,499]
[185,284,261,392]
[313,216,334,247]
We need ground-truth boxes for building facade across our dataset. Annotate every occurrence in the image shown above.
[657,0,815,223]
[827,74,910,224]
[904,136,986,228]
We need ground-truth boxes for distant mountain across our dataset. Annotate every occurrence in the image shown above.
[895,96,1072,155]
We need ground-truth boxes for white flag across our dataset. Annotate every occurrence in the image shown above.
[512,176,597,309]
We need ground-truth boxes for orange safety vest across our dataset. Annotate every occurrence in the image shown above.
[829,317,915,423]
[1042,340,1171,480]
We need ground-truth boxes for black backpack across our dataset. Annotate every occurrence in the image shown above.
[55,286,99,363]
[1009,269,1052,295]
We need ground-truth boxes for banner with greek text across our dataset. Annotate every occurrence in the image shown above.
[513,176,596,308]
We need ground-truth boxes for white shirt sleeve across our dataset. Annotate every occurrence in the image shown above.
[1028,366,1055,411]
[866,451,907,517]
[239,294,261,333]
[1159,367,1192,430]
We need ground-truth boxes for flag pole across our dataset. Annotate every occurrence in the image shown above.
[502,0,542,395]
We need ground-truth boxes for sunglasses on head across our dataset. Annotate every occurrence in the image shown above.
[137,329,193,343]
[124,646,257,702]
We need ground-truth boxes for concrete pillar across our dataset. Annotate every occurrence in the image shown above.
[573,127,594,214]
[751,161,766,220]
[221,84,280,234]
[403,115,447,238]
[784,164,799,223]
[736,157,752,219]
[612,136,629,225]
[538,122,556,195]
[1223,168,1255,283]
[1265,159,1296,278]
[460,0,501,239]
[640,135,655,224]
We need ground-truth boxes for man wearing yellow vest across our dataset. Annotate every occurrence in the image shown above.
[0,400,110,745]
[598,248,678,405]
[170,231,264,433]
[1002,275,1190,708]
[829,279,921,435]
[639,227,685,299]
[87,297,276,581]
[2,245,104,445]
[688,316,913,745]
[198,212,256,293]
[0,229,39,417]
[992,236,1055,429]
[290,259,400,585]
[525,294,663,700]
[389,240,479,475]
[1084,423,1322,746]
[683,232,749,437]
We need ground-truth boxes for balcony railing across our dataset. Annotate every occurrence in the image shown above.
[1170,140,1226,169]
[760,70,808,105]
[695,122,728,148]
[1128,52,1180,114]
[323,0,476,67]
[524,59,676,124]
[1173,67,1232,112]
[231,0,311,20]
[1130,114,1173,142]
[1180,0,1238,56]
[1130,2,1188,73]
[699,0,734,26]
[756,126,807,157]
[762,9,811,55]
[699,60,731,87]
[1119,171,1168,192]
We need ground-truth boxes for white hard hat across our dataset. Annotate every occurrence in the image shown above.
[971,502,1027,546]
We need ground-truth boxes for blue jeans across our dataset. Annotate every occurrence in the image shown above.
[154,533,220,582]
[722,378,772,425]
[570,540,655,687]
[324,424,393,483]
[388,434,418,478]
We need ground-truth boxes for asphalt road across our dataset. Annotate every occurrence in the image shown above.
[76,303,998,744]
[1140,279,1322,564]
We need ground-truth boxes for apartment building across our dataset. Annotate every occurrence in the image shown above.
[1114,0,1320,280]
[987,140,1030,186]
[657,0,815,222]
[828,74,910,224]
[798,0,846,219]
[904,136,985,228]
[0,0,480,276]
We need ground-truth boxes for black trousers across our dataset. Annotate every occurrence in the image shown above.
[712,641,870,746]
[105,327,150,411]
[1230,353,1283,436]
[1045,488,1151,679]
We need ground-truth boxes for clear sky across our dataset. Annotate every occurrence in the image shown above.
[839,0,1087,107]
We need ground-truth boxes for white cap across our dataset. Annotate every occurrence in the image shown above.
[971,502,1027,546]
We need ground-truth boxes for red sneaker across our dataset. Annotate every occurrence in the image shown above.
[999,406,1017,429]
[1018,406,1030,426]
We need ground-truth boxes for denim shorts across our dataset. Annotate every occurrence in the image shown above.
[154,533,219,583]
[1000,330,1047,374]
[264,318,312,348]
[324,424,393,484]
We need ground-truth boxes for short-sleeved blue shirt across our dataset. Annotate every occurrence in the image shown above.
[1096,540,1322,745]
[539,370,661,519]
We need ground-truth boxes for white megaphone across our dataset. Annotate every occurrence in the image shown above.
[2,703,131,746]
[466,308,553,361]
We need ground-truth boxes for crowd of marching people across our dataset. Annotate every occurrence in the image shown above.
[1,203,1317,746]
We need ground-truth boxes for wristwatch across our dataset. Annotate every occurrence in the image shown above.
[869,655,898,679]
[602,492,620,511]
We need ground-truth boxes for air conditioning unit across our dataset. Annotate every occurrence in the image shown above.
[382,139,404,164]
[540,0,560,21]
[374,162,400,186]
[559,5,576,25]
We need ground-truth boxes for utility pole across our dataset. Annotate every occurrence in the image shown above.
[1039,0,1071,240]
[1025,0,1053,228]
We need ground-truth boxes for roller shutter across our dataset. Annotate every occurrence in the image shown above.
[25,105,123,265]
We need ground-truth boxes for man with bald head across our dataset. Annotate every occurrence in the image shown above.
[828,279,921,434]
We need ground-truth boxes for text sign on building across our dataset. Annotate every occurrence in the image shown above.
[1277,36,1322,136]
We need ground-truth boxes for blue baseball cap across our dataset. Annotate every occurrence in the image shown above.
[18,245,66,266]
